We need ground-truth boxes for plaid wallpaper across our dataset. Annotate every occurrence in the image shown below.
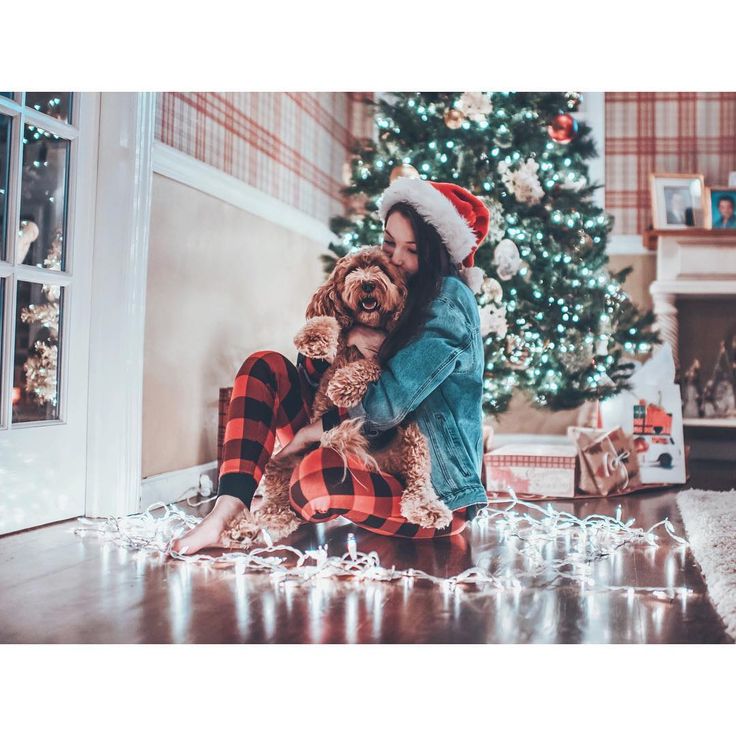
[605,92,736,235]
[155,92,375,227]
[156,92,736,238]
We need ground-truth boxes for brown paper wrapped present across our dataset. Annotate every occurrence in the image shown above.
[567,425,641,496]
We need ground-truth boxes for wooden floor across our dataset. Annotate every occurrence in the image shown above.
[1,460,734,644]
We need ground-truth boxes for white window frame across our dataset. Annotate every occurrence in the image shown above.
[0,94,82,430]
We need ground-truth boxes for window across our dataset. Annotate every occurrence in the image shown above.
[0,93,76,426]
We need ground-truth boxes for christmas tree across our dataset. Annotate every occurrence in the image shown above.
[328,92,659,414]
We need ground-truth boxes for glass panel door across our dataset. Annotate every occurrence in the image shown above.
[0,93,97,534]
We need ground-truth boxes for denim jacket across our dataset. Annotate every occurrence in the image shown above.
[337,274,488,512]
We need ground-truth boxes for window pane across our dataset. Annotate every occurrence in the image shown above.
[19,123,69,270]
[0,114,10,261]
[24,93,72,124]
[0,93,14,99]
[13,280,64,423]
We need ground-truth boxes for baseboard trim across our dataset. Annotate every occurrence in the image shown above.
[140,461,219,510]
[152,142,336,246]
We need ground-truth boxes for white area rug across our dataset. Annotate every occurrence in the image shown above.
[677,489,736,641]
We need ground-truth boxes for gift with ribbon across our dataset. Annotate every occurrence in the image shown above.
[567,425,641,496]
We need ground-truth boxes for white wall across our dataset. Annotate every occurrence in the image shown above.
[142,171,329,478]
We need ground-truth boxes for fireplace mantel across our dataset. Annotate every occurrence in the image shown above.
[649,231,736,429]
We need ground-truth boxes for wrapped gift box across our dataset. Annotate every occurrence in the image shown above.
[484,444,579,499]
[567,425,641,496]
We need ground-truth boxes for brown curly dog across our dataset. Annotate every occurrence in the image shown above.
[226,246,453,546]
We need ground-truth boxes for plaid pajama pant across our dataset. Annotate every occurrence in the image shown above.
[218,350,471,539]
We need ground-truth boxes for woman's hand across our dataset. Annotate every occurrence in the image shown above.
[346,325,387,359]
[276,418,323,458]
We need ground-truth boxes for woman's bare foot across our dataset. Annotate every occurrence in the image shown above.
[170,495,248,555]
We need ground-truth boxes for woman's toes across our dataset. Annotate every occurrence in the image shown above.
[169,518,224,555]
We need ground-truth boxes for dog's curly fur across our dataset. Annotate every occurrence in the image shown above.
[225,246,453,547]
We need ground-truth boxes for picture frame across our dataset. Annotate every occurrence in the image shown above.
[705,186,736,229]
[650,173,706,229]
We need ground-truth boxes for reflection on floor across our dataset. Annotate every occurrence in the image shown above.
[1,460,734,644]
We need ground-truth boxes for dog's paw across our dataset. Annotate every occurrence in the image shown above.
[293,316,341,362]
[400,493,454,530]
[252,506,301,544]
[224,509,265,548]
[326,361,381,407]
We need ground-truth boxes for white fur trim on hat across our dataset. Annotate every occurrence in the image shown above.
[378,178,476,264]
[460,266,486,294]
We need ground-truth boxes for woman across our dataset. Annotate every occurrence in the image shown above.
[172,178,490,554]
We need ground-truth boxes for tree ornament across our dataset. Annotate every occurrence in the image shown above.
[444,108,465,129]
[389,163,420,182]
[481,275,504,303]
[564,92,583,111]
[493,238,522,281]
[493,123,513,148]
[498,158,544,205]
[547,113,579,144]
[560,173,588,192]
[457,92,493,122]
[483,197,506,244]
[479,302,508,338]
[461,266,486,293]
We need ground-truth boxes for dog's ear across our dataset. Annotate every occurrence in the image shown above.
[385,281,409,332]
[383,260,409,332]
[306,257,353,328]
[306,276,338,319]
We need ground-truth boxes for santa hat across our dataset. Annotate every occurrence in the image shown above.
[378,177,490,292]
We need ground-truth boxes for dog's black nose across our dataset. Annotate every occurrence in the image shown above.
[361,281,375,293]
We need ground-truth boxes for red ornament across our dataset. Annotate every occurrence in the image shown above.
[547,113,578,144]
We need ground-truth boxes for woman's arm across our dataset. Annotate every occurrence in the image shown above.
[353,293,472,430]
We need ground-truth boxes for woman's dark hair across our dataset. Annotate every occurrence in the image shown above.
[378,201,458,365]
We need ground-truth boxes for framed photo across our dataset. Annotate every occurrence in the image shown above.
[650,173,706,229]
[705,187,736,229]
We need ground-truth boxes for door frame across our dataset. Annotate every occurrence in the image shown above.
[84,92,156,518]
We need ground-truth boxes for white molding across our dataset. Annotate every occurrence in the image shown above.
[578,91,605,212]
[651,279,736,296]
[141,461,218,509]
[607,235,654,256]
[152,142,335,245]
[85,93,156,518]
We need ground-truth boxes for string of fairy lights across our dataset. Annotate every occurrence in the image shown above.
[74,490,690,601]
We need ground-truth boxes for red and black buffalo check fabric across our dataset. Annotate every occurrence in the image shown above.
[217,350,474,537]
[288,445,469,538]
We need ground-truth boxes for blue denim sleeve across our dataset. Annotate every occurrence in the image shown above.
[346,292,472,431]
